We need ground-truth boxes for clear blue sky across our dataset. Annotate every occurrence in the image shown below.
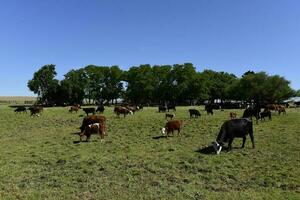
[1,0,299,96]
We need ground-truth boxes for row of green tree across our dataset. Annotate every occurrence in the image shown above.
[28,64,298,106]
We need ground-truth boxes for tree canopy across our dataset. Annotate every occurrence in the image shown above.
[28,64,296,105]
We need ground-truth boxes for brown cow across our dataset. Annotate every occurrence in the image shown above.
[80,122,106,142]
[28,106,43,117]
[79,115,107,135]
[69,105,80,113]
[277,106,286,115]
[161,120,183,137]
[114,106,133,118]
[229,112,237,119]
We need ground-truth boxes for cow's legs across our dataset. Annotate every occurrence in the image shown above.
[228,139,233,151]
[250,133,255,149]
[242,136,246,148]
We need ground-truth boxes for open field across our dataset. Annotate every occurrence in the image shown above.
[0,105,299,199]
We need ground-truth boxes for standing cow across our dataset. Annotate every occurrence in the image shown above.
[213,118,255,154]
[161,120,183,137]
[189,109,201,118]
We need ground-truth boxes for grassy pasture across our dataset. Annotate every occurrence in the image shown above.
[0,105,299,199]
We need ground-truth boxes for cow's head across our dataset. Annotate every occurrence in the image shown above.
[129,110,133,115]
[161,127,166,135]
[212,141,222,154]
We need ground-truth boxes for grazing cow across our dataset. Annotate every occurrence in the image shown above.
[114,106,133,118]
[229,112,237,119]
[28,106,43,117]
[205,104,214,115]
[69,105,80,113]
[265,104,278,112]
[126,106,138,114]
[83,107,96,116]
[80,122,106,142]
[79,115,107,135]
[14,106,27,113]
[161,120,183,137]
[165,113,175,120]
[158,105,167,113]
[189,109,201,118]
[167,105,176,112]
[213,118,254,153]
[260,110,272,121]
[277,106,286,115]
[96,105,105,114]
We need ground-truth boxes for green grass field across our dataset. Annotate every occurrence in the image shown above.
[0,105,299,199]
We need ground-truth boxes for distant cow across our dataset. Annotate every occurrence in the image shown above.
[213,118,254,153]
[14,106,27,113]
[28,106,43,117]
[96,105,105,114]
[167,105,176,112]
[277,106,286,115]
[114,106,133,118]
[80,122,106,142]
[242,107,260,124]
[158,106,167,113]
[205,104,214,115]
[260,110,272,121]
[189,109,201,118]
[83,107,96,116]
[161,120,183,137]
[165,113,175,120]
[79,115,107,134]
[69,105,80,113]
[229,112,237,119]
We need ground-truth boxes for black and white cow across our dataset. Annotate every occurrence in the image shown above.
[213,118,255,154]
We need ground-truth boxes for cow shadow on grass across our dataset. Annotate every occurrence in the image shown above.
[196,146,230,155]
[196,145,242,155]
[152,135,168,140]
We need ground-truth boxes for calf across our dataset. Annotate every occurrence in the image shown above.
[83,107,96,116]
[213,118,254,153]
[260,110,272,121]
[189,109,201,118]
[165,113,175,120]
[161,120,183,137]
[80,122,106,142]
[14,106,27,113]
[69,105,80,113]
[229,112,237,119]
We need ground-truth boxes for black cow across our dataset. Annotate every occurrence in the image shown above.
[96,105,105,113]
[189,109,201,118]
[205,104,214,115]
[158,106,167,112]
[14,106,27,113]
[214,118,254,153]
[83,108,96,116]
[242,106,260,124]
[260,110,272,121]
[167,105,176,112]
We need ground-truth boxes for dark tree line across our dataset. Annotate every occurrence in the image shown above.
[28,64,296,106]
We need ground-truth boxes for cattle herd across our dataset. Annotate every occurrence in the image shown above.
[12,102,291,154]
